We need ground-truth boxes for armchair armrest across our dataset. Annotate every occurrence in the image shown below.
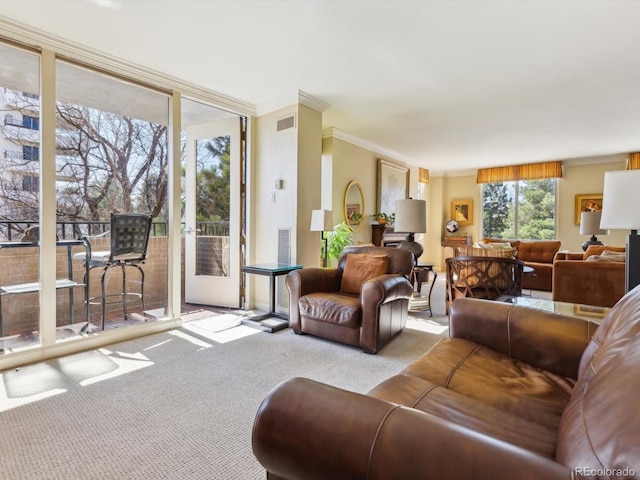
[253,378,571,480]
[449,298,597,379]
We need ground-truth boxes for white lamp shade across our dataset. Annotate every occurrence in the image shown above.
[310,209,333,231]
[600,170,640,230]
[580,211,609,236]
[394,199,427,233]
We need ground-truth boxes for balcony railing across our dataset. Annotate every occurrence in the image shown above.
[0,220,230,242]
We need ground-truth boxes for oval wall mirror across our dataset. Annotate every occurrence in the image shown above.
[343,180,366,232]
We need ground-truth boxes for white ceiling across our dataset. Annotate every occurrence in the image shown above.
[1,0,640,174]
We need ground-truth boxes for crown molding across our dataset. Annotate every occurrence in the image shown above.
[323,128,418,166]
[255,90,331,116]
[0,16,256,116]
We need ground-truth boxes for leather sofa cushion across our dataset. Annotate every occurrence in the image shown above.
[398,338,575,429]
[368,374,558,458]
[583,244,625,260]
[340,253,388,294]
[298,292,361,328]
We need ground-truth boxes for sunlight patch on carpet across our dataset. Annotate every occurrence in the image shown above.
[181,312,260,344]
[406,316,449,335]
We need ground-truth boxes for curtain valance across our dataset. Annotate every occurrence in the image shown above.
[476,161,563,184]
[418,167,430,184]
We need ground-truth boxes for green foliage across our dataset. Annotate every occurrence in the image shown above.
[370,212,395,224]
[481,179,556,240]
[482,183,510,238]
[323,222,353,264]
[196,136,230,222]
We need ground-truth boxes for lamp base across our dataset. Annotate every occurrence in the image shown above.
[397,239,423,263]
[581,235,604,252]
[626,233,640,292]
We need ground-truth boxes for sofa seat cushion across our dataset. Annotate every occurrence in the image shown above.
[298,292,361,328]
[398,337,575,429]
[368,373,558,458]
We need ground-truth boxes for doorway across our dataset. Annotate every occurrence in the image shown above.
[181,99,245,309]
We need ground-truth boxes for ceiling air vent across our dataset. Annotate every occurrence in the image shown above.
[277,114,296,132]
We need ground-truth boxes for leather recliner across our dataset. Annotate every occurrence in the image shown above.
[285,246,414,354]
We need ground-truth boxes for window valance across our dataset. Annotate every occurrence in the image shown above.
[418,167,430,184]
[476,161,563,184]
[627,152,640,170]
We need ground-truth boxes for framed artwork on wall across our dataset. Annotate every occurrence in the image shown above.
[377,159,409,216]
[451,199,473,226]
[574,193,603,225]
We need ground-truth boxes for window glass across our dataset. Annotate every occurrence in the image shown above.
[0,42,41,352]
[55,60,169,334]
[482,179,556,240]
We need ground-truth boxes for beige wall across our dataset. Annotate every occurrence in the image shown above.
[432,153,629,269]
[322,136,420,266]
[558,155,627,251]
[250,103,323,311]
[322,138,630,271]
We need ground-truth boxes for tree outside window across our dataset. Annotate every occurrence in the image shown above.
[482,179,556,240]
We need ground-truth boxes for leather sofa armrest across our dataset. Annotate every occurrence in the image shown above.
[552,260,625,308]
[253,377,571,480]
[449,298,596,379]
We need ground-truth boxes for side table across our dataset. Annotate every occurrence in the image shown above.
[241,263,302,332]
[409,263,437,317]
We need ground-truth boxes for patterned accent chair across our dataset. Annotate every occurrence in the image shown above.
[446,255,525,313]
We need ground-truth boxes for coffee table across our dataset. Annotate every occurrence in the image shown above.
[497,295,610,324]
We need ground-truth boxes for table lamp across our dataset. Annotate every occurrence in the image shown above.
[310,209,333,267]
[579,211,609,251]
[394,198,427,263]
[599,170,640,292]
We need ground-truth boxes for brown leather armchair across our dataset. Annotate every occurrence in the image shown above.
[285,246,414,354]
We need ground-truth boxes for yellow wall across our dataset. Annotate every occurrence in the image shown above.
[323,136,630,271]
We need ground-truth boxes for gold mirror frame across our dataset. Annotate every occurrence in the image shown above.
[344,180,366,232]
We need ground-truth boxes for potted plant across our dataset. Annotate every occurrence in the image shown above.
[370,212,395,226]
[322,222,354,266]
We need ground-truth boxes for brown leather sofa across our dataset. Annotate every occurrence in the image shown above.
[253,289,640,479]
[483,238,562,291]
[553,246,626,307]
[285,246,414,354]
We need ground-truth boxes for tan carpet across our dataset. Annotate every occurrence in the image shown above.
[0,299,448,479]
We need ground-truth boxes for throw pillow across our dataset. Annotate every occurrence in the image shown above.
[340,254,389,294]
[599,250,626,262]
[583,245,625,261]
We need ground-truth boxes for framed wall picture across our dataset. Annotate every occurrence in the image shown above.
[574,193,603,225]
[451,199,473,226]
[573,304,609,320]
[377,159,409,215]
